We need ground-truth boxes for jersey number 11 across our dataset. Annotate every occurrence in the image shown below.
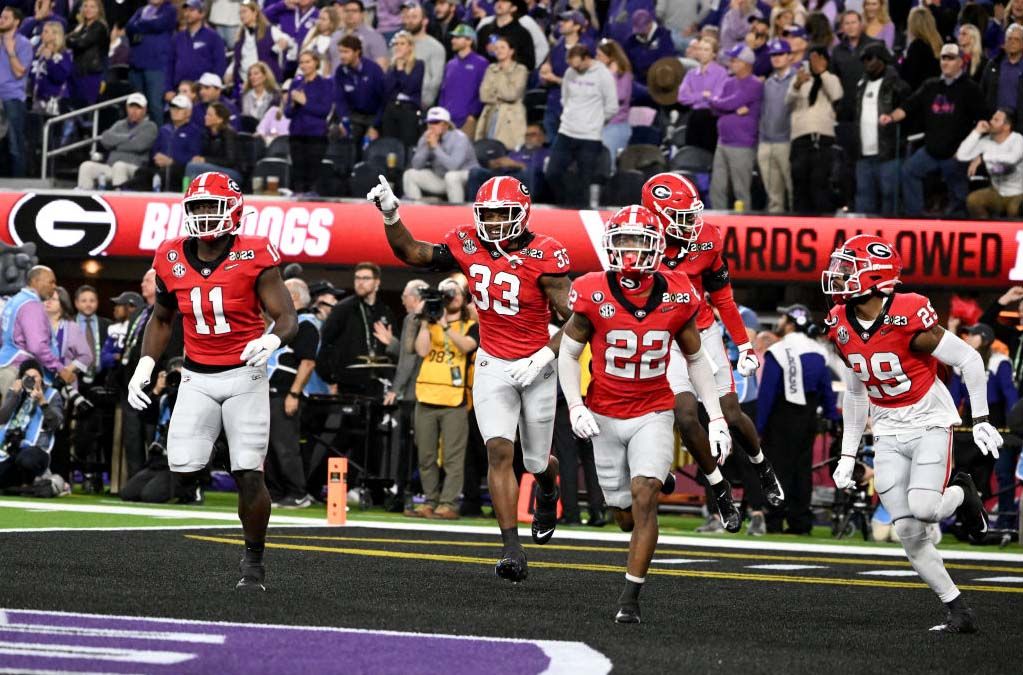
[189,286,232,335]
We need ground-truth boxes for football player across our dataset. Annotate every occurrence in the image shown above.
[823,234,1002,633]
[368,175,570,582]
[559,205,732,623]
[127,172,298,591]
[642,173,784,532]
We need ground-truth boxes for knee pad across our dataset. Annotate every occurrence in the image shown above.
[893,517,929,552]
[523,455,549,475]
[907,489,943,523]
[170,461,207,473]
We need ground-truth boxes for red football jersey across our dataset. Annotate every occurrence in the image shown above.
[825,292,940,408]
[153,234,280,367]
[444,225,569,361]
[659,222,725,330]
[570,271,700,419]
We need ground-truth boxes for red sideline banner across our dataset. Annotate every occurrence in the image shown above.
[0,190,1020,288]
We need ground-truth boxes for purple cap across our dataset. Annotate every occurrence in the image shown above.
[727,43,756,65]
[782,24,807,39]
[558,10,587,26]
[183,0,204,10]
[767,39,791,56]
[631,9,653,34]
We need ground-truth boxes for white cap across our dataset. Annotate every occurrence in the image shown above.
[169,94,193,110]
[126,92,148,108]
[425,106,452,125]
[198,72,224,89]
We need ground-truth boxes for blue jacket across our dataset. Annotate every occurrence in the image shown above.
[153,121,203,166]
[384,60,424,109]
[756,336,839,435]
[164,26,227,93]
[625,25,676,89]
[126,2,177,71]
[285,74,334,136]
[334,57,386,123]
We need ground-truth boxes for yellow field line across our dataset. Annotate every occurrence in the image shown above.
[185,535,1023,595]
[222,534,1023,574]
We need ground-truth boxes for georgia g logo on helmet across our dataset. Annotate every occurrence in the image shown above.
[865,242,893,259]
[650,184,672,200]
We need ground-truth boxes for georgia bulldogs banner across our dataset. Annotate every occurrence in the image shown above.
[0,190,1019,288]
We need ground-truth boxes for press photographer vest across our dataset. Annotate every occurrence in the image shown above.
[0,288,40,367]
[416,319,475,407]
[0,386,59,460]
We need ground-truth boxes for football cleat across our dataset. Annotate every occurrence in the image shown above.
[531,484,560,545]
[661,471,676,495]
[929,607,978,634]
[495,547,528,583]
[711,481,742,533]
[755,460,785,508]
[615,604,641,624]
[235,558,266,592]
[951,472,988,543]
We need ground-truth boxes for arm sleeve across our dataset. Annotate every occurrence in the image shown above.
[707,285,749,349]
[557,333,586,408]
[20,304,65,372]
[755,353,781,435]
[931,330,990,418]
[292,322,320,360]
[981,132,1023,165]
[841,368,869,457]
[955,130,984,161]
[685,346,724,421]
[677,72,701,107]
[41,393,64,431]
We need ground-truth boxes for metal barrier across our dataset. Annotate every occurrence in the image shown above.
[40,95,132,180]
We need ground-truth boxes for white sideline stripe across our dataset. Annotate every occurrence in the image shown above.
[745,564,829,571]
[2,609,610,675]
[973,576,1023,583]
[0,642,194,665]
[858,570,920,577]
[578,209,611,270]
[0,500,320,525]
[651,559,706,565]
[0,524,334,534]
[0,623,225,644]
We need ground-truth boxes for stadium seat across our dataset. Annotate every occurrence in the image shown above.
[252,157,291,191]
[235,133,261,191]
[473,138,507,166]
[350,161,384,198]
[238,115,259,133]
[266,136,290,159]
[363,137,406,193]
[629,125,663,146]
[617,145,667,177]
[317,158,349,197]
[524,88,547,124]
[670,145,714,174]
[604,170,646,207]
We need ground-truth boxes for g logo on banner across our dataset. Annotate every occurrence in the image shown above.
[8,193,116,257]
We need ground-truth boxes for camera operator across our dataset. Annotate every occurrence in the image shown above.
[0,360,64,489]
[409,278,478,519]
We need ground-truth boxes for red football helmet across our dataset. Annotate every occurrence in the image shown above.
[473,176,531,243]
[182,172,244,239]
[603,205,665,274]
[641,172,704,245]
[821,234,902,304]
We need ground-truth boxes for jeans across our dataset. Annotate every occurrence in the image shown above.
[790,134,834,215]
[544,133,603,208]
[129,68,167,124]
[2,98,27,177]
[855,156,901,215]
[902,147,968,216]
[184,161,242,186]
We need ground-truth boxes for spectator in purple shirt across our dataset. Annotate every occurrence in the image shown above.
[437,24,488,135]
[0,7,34,177]
[467,121,548,197]
[538,10,593,141]
[623,9,675,105]
[333,35,387,149]
[264,0,319,77]
[163,0,226,103]
[229,0,291,97]
[709,44,763,211]
[0,266,73,398]
[285,50,334,194]
[28,19,69,113]
[678,36,727,151]
[19,0,66,43]
[149,94,202,191]
[125,0,177,122]
[44,287,92,386]
[604,0,653,45]
[596,38,633,168]
[379,30,424,147]
[376,0,405,43]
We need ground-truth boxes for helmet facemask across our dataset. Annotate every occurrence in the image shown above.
[604,227,665,275]
[474,204,525,243]
[183,195,238,240]
[821,251,896,304]
[657,203,703,245]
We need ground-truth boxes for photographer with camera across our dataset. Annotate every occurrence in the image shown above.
[0,359,64,490]
[409,277,478,519]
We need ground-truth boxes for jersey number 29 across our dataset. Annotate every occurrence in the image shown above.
[189,286,231,335]
[847,351,911,398]
[605,329,671,379]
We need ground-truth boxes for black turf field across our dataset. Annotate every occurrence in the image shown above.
[3,525,1021,674]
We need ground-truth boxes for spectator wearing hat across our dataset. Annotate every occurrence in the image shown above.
[329,1,389,74]
[881,43,986,216]
[980,24,1023,131]
[100,291,143,372]
[400,1,445,107]
[786,45,842,214]
[193,72,240,130]
[475,35,527,151]
[538,10,594,142]
[229,1,291,96]
[780,24,808,64]
[476,0,535,72]
[163,0,226,102]
[284,50,335,194]
[757,39,795,213]
[623,9,675,105]
[428,0,464,60]
[0,7,34,177]
[545,43,618,207]
[744,16,773,78]
[956,108,1023,217]
[596,38,634,167]
[708,44,762,211]
[64,0,108,108]
[604,0,654,46]
[678,36,727,152]
[404,106,479,203]
[379,30,425,147]
[437,25,489,136]
[139,94,202,191]
[77,93,158,189]
[125,0,177,123]
[334,35,387,150]
[757,304,838,535]
[467,122,548,197]
[854,42,910,215]
[185,101,242,185]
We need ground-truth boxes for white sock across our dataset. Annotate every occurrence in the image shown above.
[748,450,765,464]
[705,468,724,485]
[625,573,645,584]
[894,518,959,603]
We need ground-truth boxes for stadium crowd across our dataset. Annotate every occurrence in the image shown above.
[0,0,1021,215]
[1,255,1020,536]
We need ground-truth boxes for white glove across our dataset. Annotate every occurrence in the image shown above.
[736,343,760,377]
[240,334,282,368]
[505,346,555,388]
[973,421,1002,459]
[569,404,600,439]
[707,417,732,465]
[127,355,155,411]
[367,174,400,224]
[833,454,856,490]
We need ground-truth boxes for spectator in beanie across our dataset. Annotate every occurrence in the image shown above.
[475,36,528,151]
[333,35,386,149]
[65,0,108,107]
[164,0,226,102]
[709,43,763,211]
[241,62,281,121]
[284,49,334,194]
[787,45,842,214]
[230,1,290,95]
[438,24,488,136]
[125,0,177,123]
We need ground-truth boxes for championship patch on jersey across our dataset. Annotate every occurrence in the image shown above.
[172,263,186,278]
[599,303,616,318]
[568,288,578,310]
[837,326,849,344]
[167,249,178,262]
[591,291,604,303]
[463,239,478,254]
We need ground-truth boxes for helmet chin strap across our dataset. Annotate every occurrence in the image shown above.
[493,238,523,268]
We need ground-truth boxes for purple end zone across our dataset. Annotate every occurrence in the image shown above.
[0,609,611,674]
